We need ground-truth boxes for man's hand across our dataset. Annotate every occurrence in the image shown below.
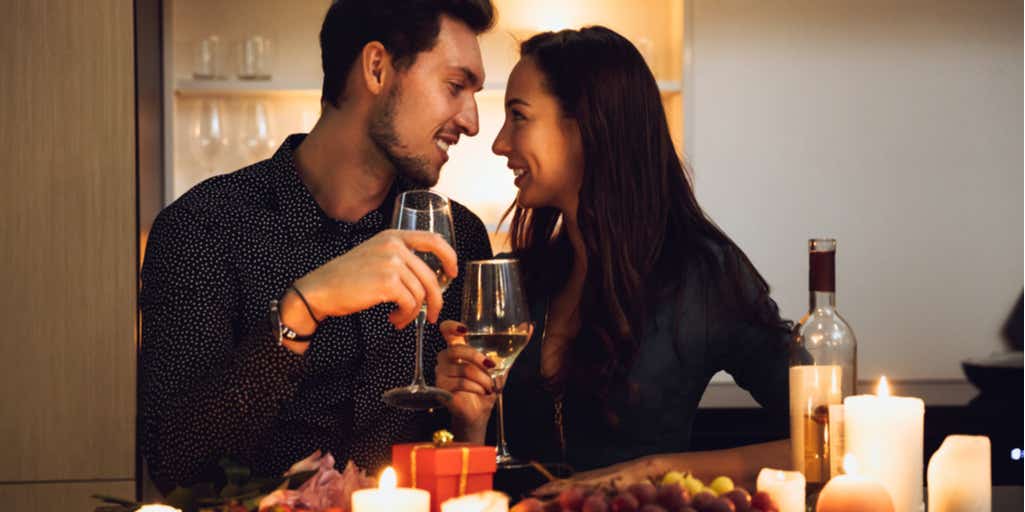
[292,229,458,330]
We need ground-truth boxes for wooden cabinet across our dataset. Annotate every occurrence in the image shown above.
[0,0,137,506]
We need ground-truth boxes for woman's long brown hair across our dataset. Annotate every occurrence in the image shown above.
[505,26,789,419]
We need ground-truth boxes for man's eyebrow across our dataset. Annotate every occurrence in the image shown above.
[457,66,482,89]
[506,98,529,108]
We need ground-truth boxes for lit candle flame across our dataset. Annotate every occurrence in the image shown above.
[842,453,859,475]
[379,466,397,490]
[877,375,891,397]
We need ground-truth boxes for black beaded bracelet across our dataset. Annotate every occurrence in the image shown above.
[289,284,321,326]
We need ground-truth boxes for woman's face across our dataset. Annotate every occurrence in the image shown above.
[492,57,584,213]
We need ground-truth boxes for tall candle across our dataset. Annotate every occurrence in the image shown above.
[352,466,430,512]
[844,376,924,512]
[927,435,991,512]
[756,468,805,512]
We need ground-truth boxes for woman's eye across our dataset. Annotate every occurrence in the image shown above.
[511,109,526,121]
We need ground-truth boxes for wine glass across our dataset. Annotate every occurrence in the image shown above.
[237,100,277,161]
[461,259,533,467]
[189,99,230,175]
[382,190,456,410]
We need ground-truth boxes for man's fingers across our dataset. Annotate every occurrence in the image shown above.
[396,230,459,279]
[388,286,419,329]
[400,248,444,322]
[397,267,427,307]
[439,320,469,346]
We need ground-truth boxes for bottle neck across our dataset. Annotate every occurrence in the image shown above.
[810,290,836,309]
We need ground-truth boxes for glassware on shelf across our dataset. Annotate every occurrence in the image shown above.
[189,99,230,175]
[193,35,227,80]
[237,35,272,80]
[237,100,277,161]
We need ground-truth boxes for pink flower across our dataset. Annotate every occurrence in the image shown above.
[258,453,374,512]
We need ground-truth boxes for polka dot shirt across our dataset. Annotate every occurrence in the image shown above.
[139,134,493,489]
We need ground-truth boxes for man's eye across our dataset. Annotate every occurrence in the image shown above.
[448,82,463,96]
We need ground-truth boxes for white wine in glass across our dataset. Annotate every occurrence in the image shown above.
[461,259,532,467]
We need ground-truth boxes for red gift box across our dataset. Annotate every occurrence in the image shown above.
[392,442,497,512]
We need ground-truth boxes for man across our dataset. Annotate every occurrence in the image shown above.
[140,0,495,491]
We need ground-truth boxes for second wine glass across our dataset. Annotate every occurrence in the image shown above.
[461,259,532,467]
[381,190,456,411]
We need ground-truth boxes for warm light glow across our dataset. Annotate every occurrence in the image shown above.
[136,506,182,512]
[379,466,397,490]
[843,454,859,475]
[876,376,891,397]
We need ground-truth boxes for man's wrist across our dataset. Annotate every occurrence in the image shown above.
[280,288,318,337]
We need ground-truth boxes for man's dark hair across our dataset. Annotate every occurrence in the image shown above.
[319,0,495,107]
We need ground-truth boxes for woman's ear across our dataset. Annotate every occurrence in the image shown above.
[360,41,392,96]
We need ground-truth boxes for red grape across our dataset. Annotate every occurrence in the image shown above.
[703,497,736,512]
[691,491,717,510]
[560,487,588,510]
[656,482,690,510]
[749,491,775,512]
[611,493,641,512]
[638,505,668,512]
[722,489,751,512]
[582,494,610,512]
[511,498,545,512]
[628,482,658,506]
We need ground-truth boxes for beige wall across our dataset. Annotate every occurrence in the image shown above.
[686,0,1022,384]
[0,0,137,508]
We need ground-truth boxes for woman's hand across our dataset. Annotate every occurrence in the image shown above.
[532,455,667,497]
[435,320,498,443]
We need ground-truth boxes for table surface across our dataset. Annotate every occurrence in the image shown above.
[991,486,1023,510]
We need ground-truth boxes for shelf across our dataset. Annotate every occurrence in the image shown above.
[174,79,683,97]
[174,79,320,97]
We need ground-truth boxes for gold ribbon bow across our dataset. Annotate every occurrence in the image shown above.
[410,430,470,496]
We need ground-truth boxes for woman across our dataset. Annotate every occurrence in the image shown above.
[436,26,792,490]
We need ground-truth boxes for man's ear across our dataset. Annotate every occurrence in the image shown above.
[360,41,392,96]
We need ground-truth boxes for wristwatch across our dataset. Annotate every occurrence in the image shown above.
[269,298,315,343]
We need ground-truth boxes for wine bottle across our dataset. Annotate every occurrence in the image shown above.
[789,238,857,493]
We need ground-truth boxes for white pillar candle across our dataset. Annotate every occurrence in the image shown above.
[756,468,805,512]
[441,491,509,512]
[927,435,991,512]
[352,466,430,512]
[844,376,925,512]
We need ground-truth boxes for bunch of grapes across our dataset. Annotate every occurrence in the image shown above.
[510,473,780,512]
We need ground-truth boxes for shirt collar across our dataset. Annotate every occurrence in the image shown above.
[270,134,409,241]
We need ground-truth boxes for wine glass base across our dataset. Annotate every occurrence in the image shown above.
[496,453,529,469]
[382,385,453,410]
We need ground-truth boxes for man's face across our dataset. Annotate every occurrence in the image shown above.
[369,15,484,188]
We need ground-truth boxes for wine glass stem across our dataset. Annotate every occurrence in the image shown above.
[412,307,428,387]
[494,377,511,459]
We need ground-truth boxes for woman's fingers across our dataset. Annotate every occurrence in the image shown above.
[439,346,496,392]
[439,320,469,345]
